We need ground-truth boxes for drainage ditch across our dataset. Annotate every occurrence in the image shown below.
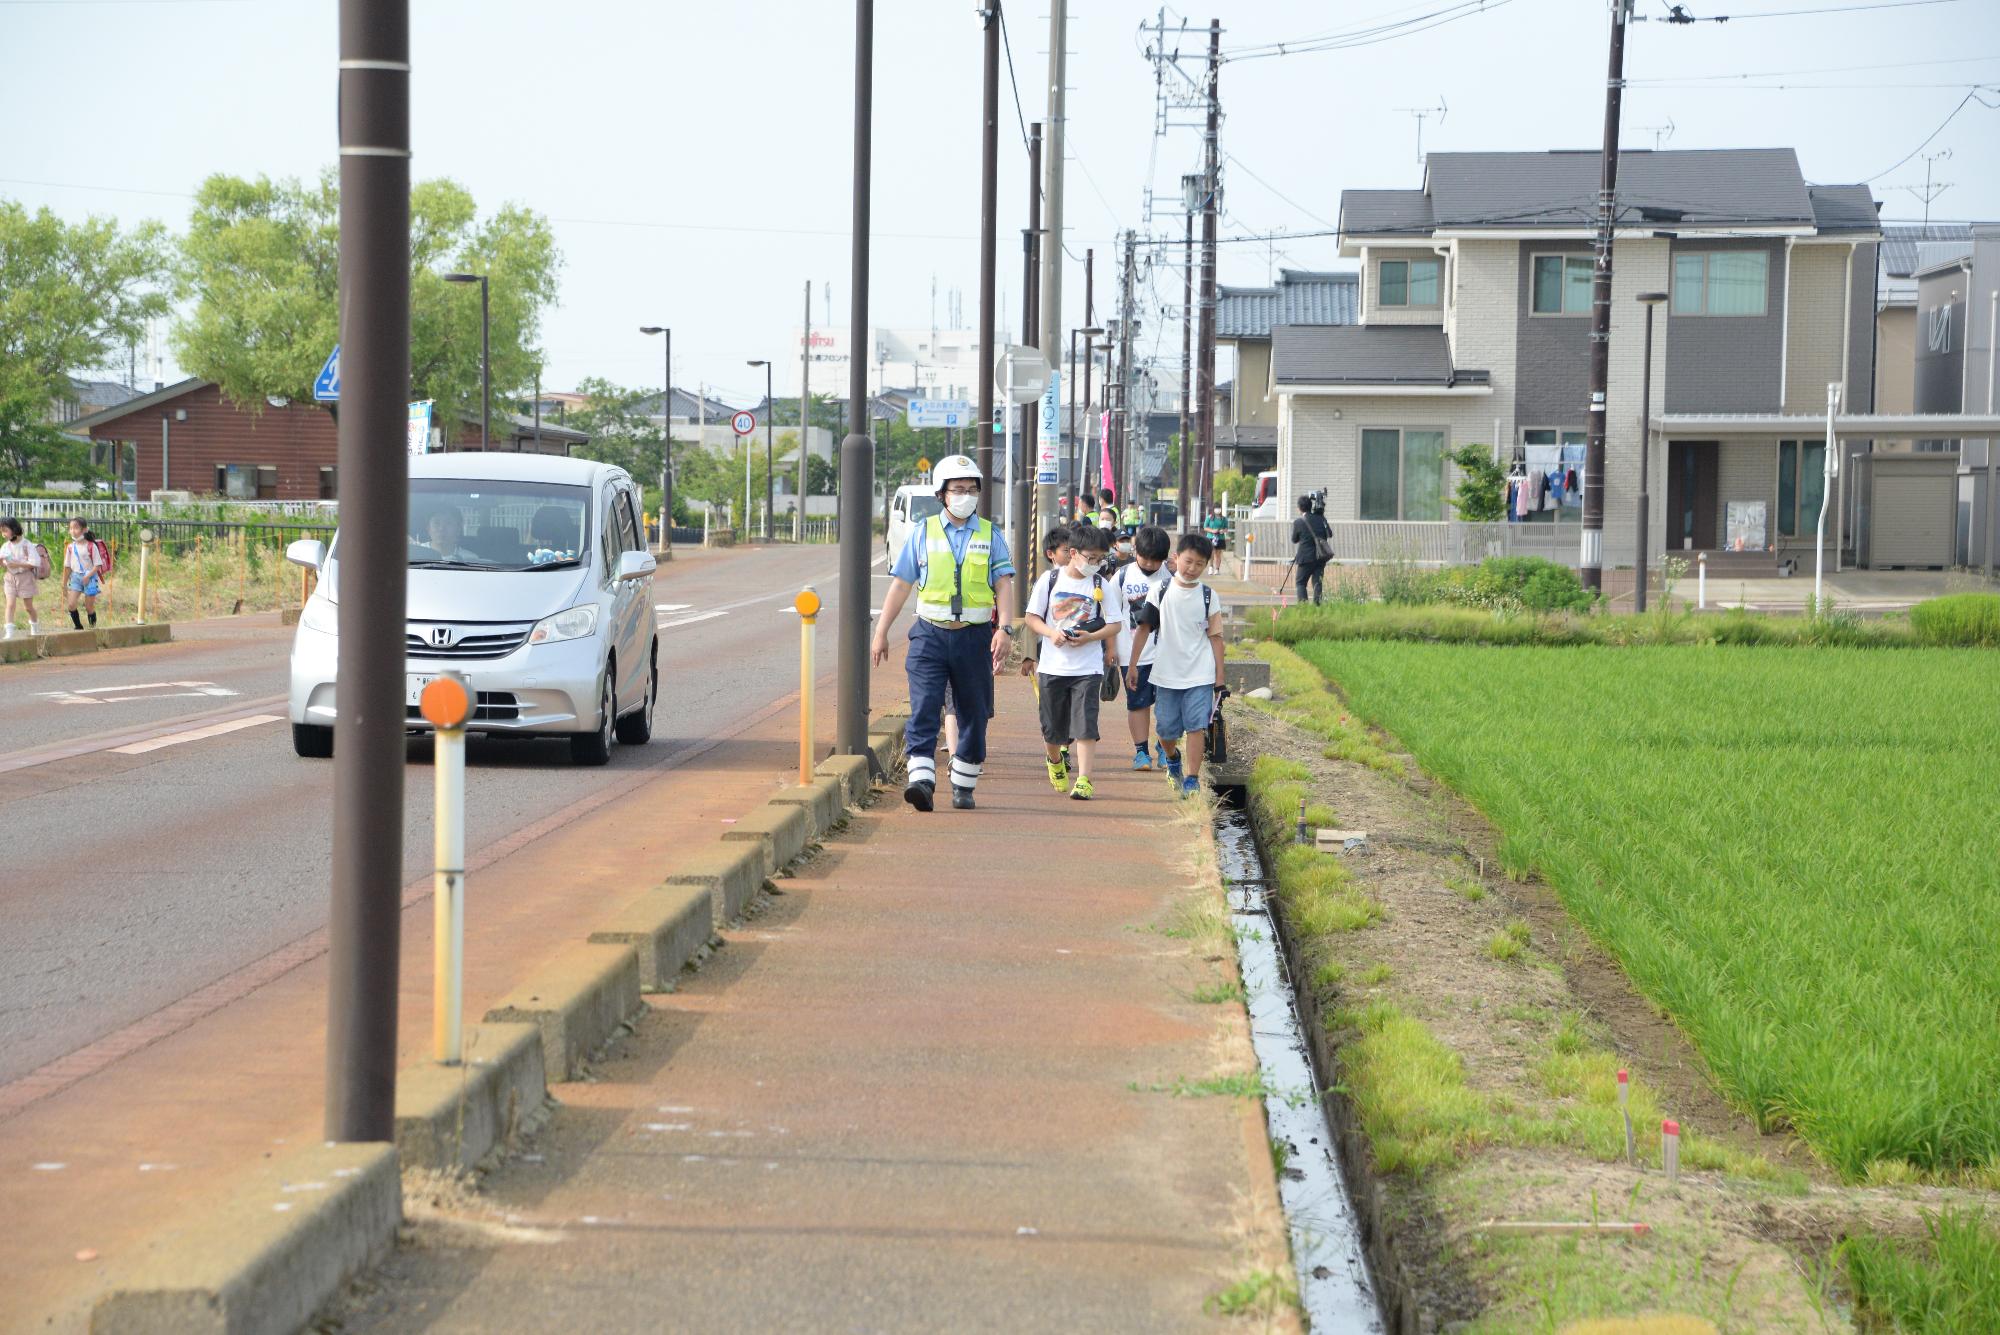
[1213,786,1384,1333]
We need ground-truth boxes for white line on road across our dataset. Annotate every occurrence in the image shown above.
[657,610,730,630]
[654,603,692,612]
[110,714,283,756]
[35,680,239,706]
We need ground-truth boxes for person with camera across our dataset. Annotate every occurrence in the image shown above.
[1289,494,1333,605]
[1024,523,1123,801]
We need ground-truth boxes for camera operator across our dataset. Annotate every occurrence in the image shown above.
[1289,493,1332,605]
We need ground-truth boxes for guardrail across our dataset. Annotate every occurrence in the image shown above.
[1235,518,1587,568]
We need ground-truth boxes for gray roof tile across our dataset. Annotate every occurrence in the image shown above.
[1881,224,1975,277]
[1340,189,1432,237]
[1808,184,1879,234]
[1216,270,1359,338]
[1272,325,1487,387]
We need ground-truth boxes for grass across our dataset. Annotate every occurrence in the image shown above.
[12,525,324,625]
[1204,1268,1299,1319]
[1246,598,1936,650]
[1191,979,1247,1005]
[1234,642,1403,775]
[1843,1210,2000,1333]
[1447,874,1488,902]
[1910,592,2000,648]
[1245,757,1386,954]
[1293,639,2000,1181]
[1358,962,1393,986]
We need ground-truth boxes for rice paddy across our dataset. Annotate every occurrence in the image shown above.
[1292,640,2000,1181]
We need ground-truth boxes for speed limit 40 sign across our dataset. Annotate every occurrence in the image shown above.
[731,410,757,436]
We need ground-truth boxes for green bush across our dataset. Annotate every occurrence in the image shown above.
[1911,593,2000,648]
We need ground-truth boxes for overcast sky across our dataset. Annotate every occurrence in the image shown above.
[5,0,1996,406]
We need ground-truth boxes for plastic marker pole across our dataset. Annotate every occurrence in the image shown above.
[1242,531,1254,582]
[1697,552,1706,610]
[796,587,821,786]
[134,529,154,624]
[1618,1068,1634,1165]
[1662,1118,1680,1186]
[421,673,471,1064]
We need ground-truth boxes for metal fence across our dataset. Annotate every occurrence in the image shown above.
[1,497,337,522]
[1230,516,1587,568]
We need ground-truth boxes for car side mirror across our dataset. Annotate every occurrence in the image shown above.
[616,550,657,582]
[286,538,327,571]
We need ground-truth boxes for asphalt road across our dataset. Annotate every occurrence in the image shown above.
[0,544,878,1084]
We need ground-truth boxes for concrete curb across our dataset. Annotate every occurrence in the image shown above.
[721,803,810,871]
[866,711,909,776]
[815,754,871,806]
[1223,659,1272,694]
[89,1141,399,1335]
[768,776,844,838]
[663,843,769,929]
[589,884,715,991]
[2,622,170,665]
[392,1022,548,1173]
[483,943,642,1082]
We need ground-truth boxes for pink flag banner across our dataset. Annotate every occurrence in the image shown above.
[1098,410,1116,500]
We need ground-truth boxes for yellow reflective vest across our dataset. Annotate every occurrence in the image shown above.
[915,514,995,624]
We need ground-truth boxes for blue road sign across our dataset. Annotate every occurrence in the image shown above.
[313,346,341,402]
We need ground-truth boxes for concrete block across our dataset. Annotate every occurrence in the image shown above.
[279,607,302,627]
[768,776,843,836]
[589,884,713,991]
[816,753,872,805]
[1,636,36,664]
[95,625,143,650]
[90,1141,399,1335]
[138,621,172,644]
[1223,659,1272,694]
[721,802,810,872]
[42,628,98,658]
[393,1023,547,1173]
[482,943,641,1082]
[866,718,905,777]
[663,843,768,928]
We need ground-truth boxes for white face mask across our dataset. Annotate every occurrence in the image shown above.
[944,492,978,520]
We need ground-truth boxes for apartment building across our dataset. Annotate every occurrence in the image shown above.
[1273,148,1895,572]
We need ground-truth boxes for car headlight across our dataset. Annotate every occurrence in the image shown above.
[528,604,599,646]
[300,595,339,635]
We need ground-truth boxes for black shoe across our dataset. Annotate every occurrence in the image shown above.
[904,779,935,812]
[951,786,975,810]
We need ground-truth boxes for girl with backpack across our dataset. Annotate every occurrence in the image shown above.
[2,517,47,638]
[62,516,104,630]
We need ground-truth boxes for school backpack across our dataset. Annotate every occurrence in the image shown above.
[31,543,52,580]
[91,538,113,577]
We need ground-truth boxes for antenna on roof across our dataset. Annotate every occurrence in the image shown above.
[1637,117,1676,151]
[1395,98,1447,165]
[1892,150,1954,231]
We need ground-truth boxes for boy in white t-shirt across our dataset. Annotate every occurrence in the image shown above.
[1025,523,1123,800]
[1126,532,1226,799]
[1113,526,1172,770]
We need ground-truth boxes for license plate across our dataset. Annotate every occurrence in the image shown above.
[406,674,439,707]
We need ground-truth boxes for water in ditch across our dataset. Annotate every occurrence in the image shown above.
[1214,797,1383,1333]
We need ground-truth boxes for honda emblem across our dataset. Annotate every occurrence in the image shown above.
[430,626,454,648]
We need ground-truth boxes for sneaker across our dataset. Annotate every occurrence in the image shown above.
[1154,743,1171,769]
[1165,756,1184,784]
[903,779,935,812]
[951,786,976,810]
[1179,775,1201,799]
[1069,775,1095,801]
[1046,757,1070,791]
[1,625,12,640]
[1130,746,1152,771]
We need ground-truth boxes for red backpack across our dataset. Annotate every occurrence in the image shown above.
[31,543,52,580]
[91,538,113,577]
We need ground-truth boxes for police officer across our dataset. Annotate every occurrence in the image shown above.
[870,456,1016,812]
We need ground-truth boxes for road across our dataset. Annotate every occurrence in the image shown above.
[0,543,874,1086]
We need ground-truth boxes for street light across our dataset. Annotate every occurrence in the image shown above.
[1635,290,1669,613]
[443,273,489,449]
[640,326,673,553]
[748,359,774,539]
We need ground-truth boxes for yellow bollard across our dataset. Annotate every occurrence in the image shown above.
[795,587,820,785]
[420,674,471,1064]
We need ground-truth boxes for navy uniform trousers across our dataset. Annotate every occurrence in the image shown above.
[902,617,993,793]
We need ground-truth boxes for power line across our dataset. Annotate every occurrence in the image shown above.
[1223,0,1514,61]
[1858,87,2000,182]
[996,3,1033,157]
[1687,0,1968,17]
[1224,153,1336,229]
[1625,53,2000,82]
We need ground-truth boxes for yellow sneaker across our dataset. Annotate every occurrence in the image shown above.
[1046,756,1069,791]
[1069,775,1094,801]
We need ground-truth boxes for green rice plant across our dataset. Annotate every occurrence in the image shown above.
[1843,1210,2000,1333]
[1293,639,2000,1180]
[1911,592,2000,647]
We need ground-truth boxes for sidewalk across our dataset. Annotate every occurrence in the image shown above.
[335,668,1292,1333]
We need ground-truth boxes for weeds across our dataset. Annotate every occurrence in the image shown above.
[1191,979,1247,1005]
[1843,1210,2000,1333]
[1487,920,1531,962]
[1204,1268,1299,1319]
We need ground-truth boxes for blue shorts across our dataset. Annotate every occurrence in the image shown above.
[67,573,100,596]
[1125,663,1156,712]
[1154,683,1215,741]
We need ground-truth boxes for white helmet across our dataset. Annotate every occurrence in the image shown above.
[930,454,981,494]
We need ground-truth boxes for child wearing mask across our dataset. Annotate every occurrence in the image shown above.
[1126,532,1226,799]
[1113,526,1172,770]
[1024,523,1121,800]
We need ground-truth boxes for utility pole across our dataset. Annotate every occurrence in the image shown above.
[1034,0,1068,571]
[1580,0,1630,592]
[1080,248,1094,501]
[1117,230,1136,502]
[836,0,876,762]
[975,1,1000,511]
[1179,184,1194,531]
[327,0,409,1144]
[798,280,811,542]
[1016,121,1041,614]
[1067,328,1079,514]
[1195,19,1220,523]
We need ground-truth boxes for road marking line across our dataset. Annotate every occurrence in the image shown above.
[37,680,239,705]
[110,714,282,755]
[654,603,692,612]
[659,610,729,629]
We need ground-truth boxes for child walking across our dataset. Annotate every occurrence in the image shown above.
[62,516,103,630]
[1114,525,1172,770]
[1126,532,1226,799]
[2,517,44,638]
[1025,523,1122,800]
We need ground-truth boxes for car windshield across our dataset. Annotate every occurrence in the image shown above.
[907,494,942,522]
[406,479,592,571]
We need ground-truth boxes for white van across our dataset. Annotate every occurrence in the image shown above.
[1246,470,1282,521]
[885,483,942,561]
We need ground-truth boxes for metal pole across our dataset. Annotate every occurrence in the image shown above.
[1636,301,1654,612]
[1118,230,1134,503]
[479,276,490,449]
[1815,381,1840,610]
[432,702,465,1065]
[1179,208,1193,531]
[663,330,673,551]
[1066,329,1078,515]
[975,1,1000,510]
[1196,21,1220,523]
[835,0,876,759]
[1986,287,1997,578]
[1080,249,1094,500]
[799,281,812,542]
[533,366,541,451]
[1016,121,1040,609]
[764,362,774,540]
[1581,0,1629,591]
[327,0,408,1143]
[1035,0,1067,563]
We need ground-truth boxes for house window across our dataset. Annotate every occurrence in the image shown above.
[1378,258,1441,309]
[216,464,278,499]
[1672,251,1768,316]
[318,466,338,500]
[1360,428,1447,520]
[1531,255,1593,315]
[1776,438,1825,537]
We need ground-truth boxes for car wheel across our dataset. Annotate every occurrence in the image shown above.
[570,674,614,766]
[292,722,333,758]
[615,649,656,745]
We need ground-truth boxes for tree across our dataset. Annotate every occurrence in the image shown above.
[566,377,667,486]
[1447,444,1506,522]
[172,171,560,424]
[0,200,170,404]
[0,392,98,493]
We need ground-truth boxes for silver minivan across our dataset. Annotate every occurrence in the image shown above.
[286,453,658,765]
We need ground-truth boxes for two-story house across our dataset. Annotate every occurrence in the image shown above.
[1269,148,1883,576]
[1213,269,1357,477]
